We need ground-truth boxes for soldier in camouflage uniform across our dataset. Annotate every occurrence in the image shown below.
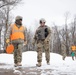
[61,41,66,60]
[33,18,51,67]
[6,16,27,67]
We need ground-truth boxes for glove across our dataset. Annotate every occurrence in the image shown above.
[44,38,49,43]
[23,41,27,46]
[6,39,10,44]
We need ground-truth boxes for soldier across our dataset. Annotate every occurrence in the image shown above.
[71,44,76,59]
[6,16,27,67]
[33,18,51,67]
[61,41,66,60]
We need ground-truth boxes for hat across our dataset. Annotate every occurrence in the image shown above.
[15,16,22,20]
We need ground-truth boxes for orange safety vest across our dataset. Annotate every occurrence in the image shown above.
[71,46,76,51]
[11,24,24,40]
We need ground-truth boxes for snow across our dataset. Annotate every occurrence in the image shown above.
[0,51,76,75]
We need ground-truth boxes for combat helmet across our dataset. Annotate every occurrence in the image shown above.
[39,18,46,23]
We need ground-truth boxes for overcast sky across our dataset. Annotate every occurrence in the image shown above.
[11,0,76,29]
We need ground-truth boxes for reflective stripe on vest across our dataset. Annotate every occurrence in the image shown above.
[71,46,76,51]
[11,24,24,40]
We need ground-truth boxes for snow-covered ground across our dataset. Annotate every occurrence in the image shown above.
[0,51,76,75]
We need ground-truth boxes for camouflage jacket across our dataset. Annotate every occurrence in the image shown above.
[33,25,51,43]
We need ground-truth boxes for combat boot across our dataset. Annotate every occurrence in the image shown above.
[14,63,17,67]
[47,61,50,65]
[62,56,65,60]
[17,62,22,66]
[36,62,41,67]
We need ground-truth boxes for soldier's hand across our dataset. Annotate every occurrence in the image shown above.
[6,39,10,44]
[44,38,49,43]
[23,41,27,46]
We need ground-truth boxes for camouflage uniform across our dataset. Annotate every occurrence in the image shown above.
[6,16,27,66]
[33,25,51,66]
[61,41,66,60]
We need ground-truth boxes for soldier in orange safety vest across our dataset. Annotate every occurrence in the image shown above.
[6,16,27,67]
[71,45,76,59]
[71,45,76,51]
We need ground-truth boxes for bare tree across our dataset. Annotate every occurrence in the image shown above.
[73,16,76,45]
[52,23,61,54]
[64,11,70,56]
[0,0,22,8]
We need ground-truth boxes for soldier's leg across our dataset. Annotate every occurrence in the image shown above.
[72,56,74,60]
[17,43,23,65]
[44,41,50,64]
[13,43,18,66]
[62,49,66,60]
[62,56,66,60]
[62,53,66,60]
[36,43,43,67]
[74,51,76,59]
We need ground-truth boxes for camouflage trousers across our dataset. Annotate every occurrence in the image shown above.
[62,49,66,60]
[12,43,23,64]
[36,41,50,63]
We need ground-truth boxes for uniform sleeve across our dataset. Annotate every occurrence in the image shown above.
[24,27,27,41]
[46,26,51,40]
[33,26,40,41]
[32,29,38,44]
[33,30,37,40]
[6,26,12,40]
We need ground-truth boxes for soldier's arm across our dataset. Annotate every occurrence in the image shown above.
[45,26,51,41]
[6,25,12,40]
[24,27,27,41]
[33,30,38,44]
[34,31,37,40]
[23,27,27,45]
